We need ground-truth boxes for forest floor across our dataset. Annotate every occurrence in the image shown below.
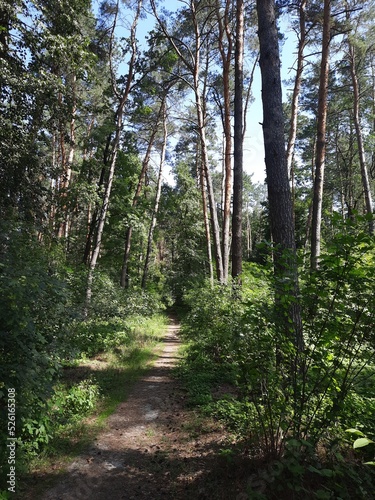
[23,318,251,500]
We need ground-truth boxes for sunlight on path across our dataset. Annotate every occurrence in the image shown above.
[41,319,182,500]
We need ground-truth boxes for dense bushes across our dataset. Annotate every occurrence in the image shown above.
[0,224,168,492]
[178,229,375,496]
[0,229,72,473]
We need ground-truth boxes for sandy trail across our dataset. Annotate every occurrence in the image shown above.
[37,319,246,500]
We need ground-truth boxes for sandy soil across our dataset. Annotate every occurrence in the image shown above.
[33,319,249,500]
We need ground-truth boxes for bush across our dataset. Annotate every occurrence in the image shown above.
[178,227,375,491]
[0,227,72,483]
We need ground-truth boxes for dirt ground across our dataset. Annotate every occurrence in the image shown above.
[28,319,251,500]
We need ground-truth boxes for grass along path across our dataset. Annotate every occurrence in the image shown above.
[21,317,249,499]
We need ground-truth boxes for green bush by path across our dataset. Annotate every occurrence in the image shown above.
[177,229,375,497]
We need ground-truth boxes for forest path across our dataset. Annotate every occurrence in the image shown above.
[39,318,245,499]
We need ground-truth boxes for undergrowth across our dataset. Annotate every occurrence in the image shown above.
[177,230,375,499]
[2,313,167,499]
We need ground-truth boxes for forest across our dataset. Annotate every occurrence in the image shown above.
[1,0,375,497]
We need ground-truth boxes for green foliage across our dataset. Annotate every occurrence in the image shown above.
[68,318,131,358]
[0,227,71,471]
[5,312,167,490]
[21,378,100,457]
[346,429,375,465]
[178,221,375,495]
[85,269,166,320]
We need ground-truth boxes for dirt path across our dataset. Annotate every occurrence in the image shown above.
[37,319,247,499]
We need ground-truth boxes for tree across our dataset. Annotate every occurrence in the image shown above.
[85,0,142,313]
[231,0,245,280]
[286,0,308,180]
[151,0,225,282]
[310,0,331,269]
[345,2,374,234]
[142,99,168,288]
[120,98,165,288]
[256,0,303,353]
[215,0,233,282]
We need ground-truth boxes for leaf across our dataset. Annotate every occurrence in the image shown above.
[345,428,365,437]
[353,438,374,449]
[364,461,375,466]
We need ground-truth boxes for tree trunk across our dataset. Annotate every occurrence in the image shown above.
[286,0,307,178]
[347,23,374,234]
[142,102,167,289]
[150,0,224,282]
[232,0,244,280]
[200,155,214,286]
[120,101,164,288]
[192,3,224,282]
[256,0,304,353]
[58,73,77,242]
[85,0,141,315]
[216,0,233,282]
[310,0,331,270]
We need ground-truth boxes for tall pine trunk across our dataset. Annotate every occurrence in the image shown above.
[232,0,244,280]
[151,0,224,282]
[286,0,307,178]
[256,0,304,353]
[311,0,331,270]
[346,17,374,234]
[216,0,233,282]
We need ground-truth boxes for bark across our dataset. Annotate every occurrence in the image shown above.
[246,202,252,260]
[347,24,374,234]
[200,161,214,286]
[286,0,307,179]
[310,0,331,270]
[256,0,303,353]
[85,0,141,315]
[231,0,244,280]
[58,73,77,241]
[215,0,233,283]
[142,102,167,289]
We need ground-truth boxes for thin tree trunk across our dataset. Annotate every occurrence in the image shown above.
[246,203,252,260]
[200,105,224,282]
[142,103,167,289]
[310,0,331,270]
[150,0,224,282]
[200,156,214,286]
[216,0,233,283]
[347,23,374,233]
[232,0,244,280]
[85,0,141,314]
[120,101,164,288]
[286,0,307,178]
[58,73,77,241]
[256,0,304,353]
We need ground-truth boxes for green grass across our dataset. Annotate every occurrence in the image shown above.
[15,314,168,498]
